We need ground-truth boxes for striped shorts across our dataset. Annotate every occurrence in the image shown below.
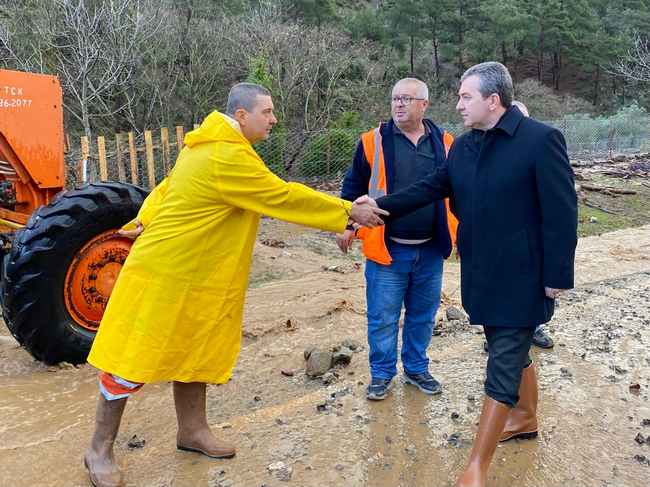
[98,371,144,401]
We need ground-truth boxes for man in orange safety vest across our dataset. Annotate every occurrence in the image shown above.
[336,78,457,401]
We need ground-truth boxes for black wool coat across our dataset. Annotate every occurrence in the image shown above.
[377,106,578,327]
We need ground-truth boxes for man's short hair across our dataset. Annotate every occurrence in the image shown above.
[461,62,513,108]
[226,83,271,116]
[393,77,429,100]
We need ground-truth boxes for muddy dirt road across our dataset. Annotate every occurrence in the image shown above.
[1,223,649,487]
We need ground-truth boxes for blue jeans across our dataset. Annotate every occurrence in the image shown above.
[365,240,443,380]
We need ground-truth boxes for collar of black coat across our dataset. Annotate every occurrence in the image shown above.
[474,105,524,137]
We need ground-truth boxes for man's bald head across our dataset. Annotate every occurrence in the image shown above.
[392,78,429,100]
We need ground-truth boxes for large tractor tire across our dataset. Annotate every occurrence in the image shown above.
[1,182,148,364]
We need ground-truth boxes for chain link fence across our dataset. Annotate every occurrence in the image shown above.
[548,116,650,159]
[65,116,650,191]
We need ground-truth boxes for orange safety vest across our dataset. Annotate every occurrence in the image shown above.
[356,125,458,265]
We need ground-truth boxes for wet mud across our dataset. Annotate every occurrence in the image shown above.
[1,223,649,487]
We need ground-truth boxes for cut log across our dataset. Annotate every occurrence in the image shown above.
[583,199,620,215]
[580,183,637,195]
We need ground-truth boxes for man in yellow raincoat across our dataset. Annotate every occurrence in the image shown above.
[83,82,386,487]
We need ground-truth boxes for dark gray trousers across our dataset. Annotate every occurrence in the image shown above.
[484,326,535,407]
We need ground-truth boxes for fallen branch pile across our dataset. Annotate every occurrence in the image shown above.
[571,152,649,215]
[571,152,650,179]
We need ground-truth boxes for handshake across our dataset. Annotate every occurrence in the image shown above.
[348,195,386,229]
[337,195,385,254]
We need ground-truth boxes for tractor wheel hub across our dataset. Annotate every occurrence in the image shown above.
[64,231,133,331]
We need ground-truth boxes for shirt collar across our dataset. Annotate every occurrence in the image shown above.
[392,120,430,136]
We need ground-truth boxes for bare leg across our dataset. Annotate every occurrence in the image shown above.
[456,396,510,487]
[173,381,235,459]
[84,395,127,487]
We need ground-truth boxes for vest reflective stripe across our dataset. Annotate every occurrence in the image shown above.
[357,127,390,264]
[368,128,386,199]
[356,125,458,265]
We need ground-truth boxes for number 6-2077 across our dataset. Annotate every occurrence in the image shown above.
[0,98,33,108]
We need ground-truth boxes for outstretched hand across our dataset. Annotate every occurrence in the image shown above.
[350,195,388,228]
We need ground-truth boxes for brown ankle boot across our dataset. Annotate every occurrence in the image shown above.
[457,396,511,487]
[500,362,538,442]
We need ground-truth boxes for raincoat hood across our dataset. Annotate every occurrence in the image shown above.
[184,111,245,148]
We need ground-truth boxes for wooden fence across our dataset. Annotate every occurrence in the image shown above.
[72,124,199,189]
[69,117,650,190]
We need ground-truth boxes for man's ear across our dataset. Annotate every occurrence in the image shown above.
[489,94,501,111]
[233,108,248,126]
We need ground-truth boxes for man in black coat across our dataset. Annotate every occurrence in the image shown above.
[367,62,578,487]
[481,100,556,351]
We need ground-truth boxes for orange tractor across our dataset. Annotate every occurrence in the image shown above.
[0,68,147,364]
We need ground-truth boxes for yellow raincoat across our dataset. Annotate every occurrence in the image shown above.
[87,112,351,384]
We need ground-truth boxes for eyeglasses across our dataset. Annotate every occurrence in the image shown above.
[391,95,426,105]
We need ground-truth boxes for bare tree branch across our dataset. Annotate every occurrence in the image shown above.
[610,34,650,83]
